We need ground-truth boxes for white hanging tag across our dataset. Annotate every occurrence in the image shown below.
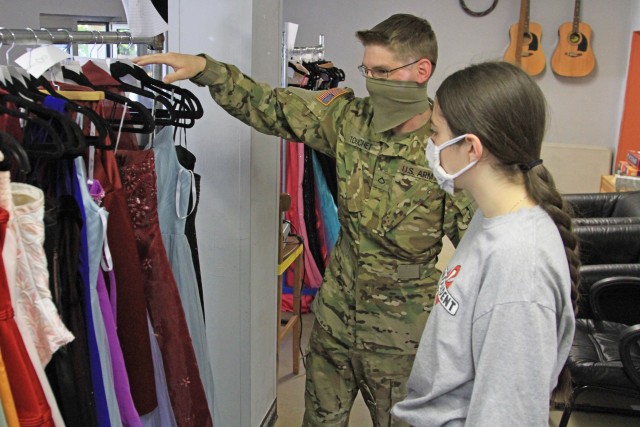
[49,63,65,83]
[15,45,71,78]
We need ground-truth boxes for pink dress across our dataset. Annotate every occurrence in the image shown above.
[9,183,74,366]
[0,171,66,427]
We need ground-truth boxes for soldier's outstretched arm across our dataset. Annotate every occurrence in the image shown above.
[133,52,206,84]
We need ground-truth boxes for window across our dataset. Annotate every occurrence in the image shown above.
[77,22,109,58]
[40,14,145,59]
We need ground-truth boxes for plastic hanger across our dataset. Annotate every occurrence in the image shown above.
[0,131,31,174]
[61,65,155,134]
[109,59,203,127]
[31,74,114,150]
[0,91,71,158]
[0,31,110,152]
[104,60,177,127]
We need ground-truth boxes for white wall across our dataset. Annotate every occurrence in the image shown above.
[284,0,633,162]
[632,1,640,29]
[0,0,125,25]
[167,0,281,426]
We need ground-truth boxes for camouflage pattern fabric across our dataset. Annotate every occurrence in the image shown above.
[303,320,413,426]
[191,55,474,420]
[192,54,473,355]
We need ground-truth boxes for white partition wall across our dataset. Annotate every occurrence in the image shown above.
[168,0,282,426]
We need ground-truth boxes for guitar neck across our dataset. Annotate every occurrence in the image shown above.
[521,0,530,33]
[514,0,528,63]
[572,0,581,34]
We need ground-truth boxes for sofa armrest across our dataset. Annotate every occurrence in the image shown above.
[612,191,640,217]
[590,276,640,325]
[620,324,640,389]
[574,224,640,265]
[574,217,640,227]
[578,265,640,319]
[564,192,622,217]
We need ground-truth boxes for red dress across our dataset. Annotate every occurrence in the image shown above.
[0,206,54,427]
[90,143,158,415]
[116,149,212,427]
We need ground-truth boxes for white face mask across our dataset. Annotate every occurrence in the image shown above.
[426,134,478,195]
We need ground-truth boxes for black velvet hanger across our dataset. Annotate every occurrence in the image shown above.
[0,131,30,174]
[97,61,176,127]
[61,66,155,134]
[109,61,203,128]
[33,75,115,151]
[0,71,105,154]
[0,90,82,158]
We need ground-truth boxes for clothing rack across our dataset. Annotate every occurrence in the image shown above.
[0,28,164,50]
[280,31,325,192]
[0,27,165,84]
[286,37,325,64]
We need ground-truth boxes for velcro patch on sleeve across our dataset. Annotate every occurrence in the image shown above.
[316,88,348,106]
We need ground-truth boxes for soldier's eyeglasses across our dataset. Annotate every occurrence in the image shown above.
[357,59,422,79]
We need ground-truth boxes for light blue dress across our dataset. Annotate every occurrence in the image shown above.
[75,158,123,427]
[139,316,177,427]
[152,126,215,416]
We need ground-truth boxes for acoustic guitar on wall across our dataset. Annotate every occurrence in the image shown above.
[551,0,595,77]
[504,0,546,76]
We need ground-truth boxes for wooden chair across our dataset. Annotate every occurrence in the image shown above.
[277,193,303,375]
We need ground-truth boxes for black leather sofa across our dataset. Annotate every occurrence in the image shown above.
[564,190,640,226]
[560,277,640,426]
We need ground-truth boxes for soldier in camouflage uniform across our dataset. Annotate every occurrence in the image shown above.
[135,14,474,427]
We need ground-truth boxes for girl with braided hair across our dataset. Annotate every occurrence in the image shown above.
[392,61,580,426]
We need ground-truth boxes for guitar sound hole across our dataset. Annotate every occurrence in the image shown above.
[569,32,582,44]
[520,32,539,55]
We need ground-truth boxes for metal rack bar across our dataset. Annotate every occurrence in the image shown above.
[286,34,325,63]
[0,28,164,50]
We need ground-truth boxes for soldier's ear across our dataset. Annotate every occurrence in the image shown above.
[416,58,433,84]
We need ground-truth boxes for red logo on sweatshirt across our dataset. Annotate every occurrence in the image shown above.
[436,265,460,315]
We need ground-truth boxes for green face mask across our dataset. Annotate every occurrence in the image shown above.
[366,77,430,133]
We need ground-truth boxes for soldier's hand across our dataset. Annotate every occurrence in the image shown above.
[133,52,207,84]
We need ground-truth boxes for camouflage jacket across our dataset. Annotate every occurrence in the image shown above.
[192,55,475,355]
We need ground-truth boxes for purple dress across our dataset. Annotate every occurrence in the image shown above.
[89,177,142,427]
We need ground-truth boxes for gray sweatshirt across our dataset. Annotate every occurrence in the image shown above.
[392,206,575,426]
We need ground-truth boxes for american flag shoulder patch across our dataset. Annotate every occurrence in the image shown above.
[316,88,348,106]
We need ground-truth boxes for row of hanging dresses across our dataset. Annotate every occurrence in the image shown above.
[0,97,67,427]
[0,56,213,427]
[282,59,342,312]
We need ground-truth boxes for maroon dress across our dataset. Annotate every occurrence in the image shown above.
[91,145,158,416]
[116,148,212,427]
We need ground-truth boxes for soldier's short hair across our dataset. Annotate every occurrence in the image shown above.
[355,14,438,73]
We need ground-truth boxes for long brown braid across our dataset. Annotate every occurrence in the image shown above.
[436,61,580,401]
